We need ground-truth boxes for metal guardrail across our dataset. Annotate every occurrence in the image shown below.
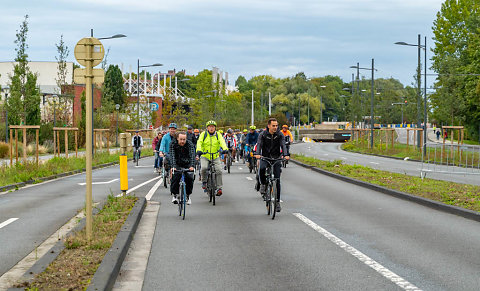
[421,142,480,178]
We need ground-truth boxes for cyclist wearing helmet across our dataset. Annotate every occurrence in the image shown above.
[281,125,293,155]
[223,129,237,169]
[245,125,259,166]
[196,120,228,196]
[159,123,178,171]
[239,129,248,159]
[132,131,144,162]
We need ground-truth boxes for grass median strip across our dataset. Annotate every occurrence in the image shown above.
[0,149,153,188]
[292,154,480,212]
[18,194,137,290]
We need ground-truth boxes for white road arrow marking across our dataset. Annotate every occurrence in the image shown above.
[78,178,119,186]
[116,176,162,197]
[0,218,19,229]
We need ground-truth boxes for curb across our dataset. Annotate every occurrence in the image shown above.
[87,197,147,291]
[290,159,480,223]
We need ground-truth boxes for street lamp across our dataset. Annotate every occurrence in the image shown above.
[137,60,163,128]
[350,59,377,148]
[115,104,120,147]
[395,34,427,150]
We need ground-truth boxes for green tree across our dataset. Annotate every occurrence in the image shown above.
[103,65,126,107]
[7,15,40,126]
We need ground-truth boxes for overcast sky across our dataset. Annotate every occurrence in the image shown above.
[0,0,444,87]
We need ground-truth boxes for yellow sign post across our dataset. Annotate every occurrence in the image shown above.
[74,37,105,241]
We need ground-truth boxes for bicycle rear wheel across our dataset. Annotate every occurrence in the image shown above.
[163,167,168,188]
[272,183,278,220]
[227,155,231,173]
[136,152,139,167]
[178,188,183,217]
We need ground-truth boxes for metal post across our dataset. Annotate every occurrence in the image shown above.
[137,59,140,129]
[175,76,178,99]
[53,100,56,127]
[351,73,354,127]
[417,34,421,149]
[91,29,94,156]
[115,108,119,147]
[370,58,375,149]
[356,63,360,127]
[5,93,8,143]
[423,36,427,153]
[85,37,94,241]
[320,95,323,124]
[307,94,310,125]
[268,92,271,116]
[251,90,254,125]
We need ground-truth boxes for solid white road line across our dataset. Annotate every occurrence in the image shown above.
[145,178,164,201]
[134,166,152,168]
[0,218,18,229]
[370,162,380,165]
[116,176,162,197]
[293,213,421,291]
[77,178,119,186]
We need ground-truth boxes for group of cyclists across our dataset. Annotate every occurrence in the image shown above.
[134,118,293,213]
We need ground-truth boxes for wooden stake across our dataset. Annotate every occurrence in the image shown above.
[36,129,39,165]
[65,130,69,158]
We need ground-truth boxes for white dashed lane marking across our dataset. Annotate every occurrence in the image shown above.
[0,218,19,229]
[293,213,421,291]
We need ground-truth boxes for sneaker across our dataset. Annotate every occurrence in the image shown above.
[224,165,227,170]
[202,182,207,190]
[216,188,223,196]
[276,202,281,212]
[172,195,179,204]
[260,184,266,194]
[255,181,260,191]
[187,196,191,205]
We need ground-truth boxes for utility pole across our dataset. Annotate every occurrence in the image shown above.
[251,90,254,125]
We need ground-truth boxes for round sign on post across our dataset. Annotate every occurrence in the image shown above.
[74,37,105,67]
[150,102,159,112]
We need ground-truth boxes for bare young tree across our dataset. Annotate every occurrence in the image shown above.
[55,34,70,124]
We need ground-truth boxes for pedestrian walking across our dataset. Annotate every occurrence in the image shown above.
[436,130,440,141]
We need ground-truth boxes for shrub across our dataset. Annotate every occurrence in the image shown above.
[0,142,9,158]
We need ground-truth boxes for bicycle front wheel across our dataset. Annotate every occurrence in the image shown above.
[182,183,187,220]
[272,182,278,220]
[266,184,272,216]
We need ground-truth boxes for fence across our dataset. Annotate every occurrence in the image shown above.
[421,142,480,178]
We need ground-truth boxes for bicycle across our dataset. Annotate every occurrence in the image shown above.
[261,157,284,220]
[226,149,233,174]
[246,146,257,173]
[133,147,141,166]
[199,150,222,206]
[162,156,171,189]
[175,168,192,220]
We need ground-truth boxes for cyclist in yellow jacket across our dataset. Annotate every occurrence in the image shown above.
[196,120,228,196]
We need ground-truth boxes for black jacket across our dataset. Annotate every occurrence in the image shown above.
[169,139,196,169]
[187,132,198,147]
[254,128,288,159]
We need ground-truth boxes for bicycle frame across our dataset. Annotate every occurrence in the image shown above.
[199,150,221,205]
[175,168,191,220]
[261,157,283,219]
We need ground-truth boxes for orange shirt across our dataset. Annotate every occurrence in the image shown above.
[281,129,293,142]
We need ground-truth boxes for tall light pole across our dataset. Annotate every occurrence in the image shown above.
[4,88,9,143]
[137,61,162,128]
[251,90,254,125]
[395,34,427,150]
[350,60,377,148]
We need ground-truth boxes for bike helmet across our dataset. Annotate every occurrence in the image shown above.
[227,129,233,134]
[194,129,200,133]
[249,125,256,130]
[243,129,248,133]
[169,123,178,129]
[187,125,193,130]
[206,120,217,127]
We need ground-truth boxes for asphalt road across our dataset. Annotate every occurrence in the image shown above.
[290,142,480,186]
[0,155,159,277]
[138,160,480,290]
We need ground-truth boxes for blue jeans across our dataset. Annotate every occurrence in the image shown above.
[154,152,163,168]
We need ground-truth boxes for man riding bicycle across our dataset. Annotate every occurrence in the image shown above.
[239,129,248,159]
[245,125,259,167]
[281,125,293,155]
[132,131,144,162]
[170,132,196,205]
[196,120,228,196]
[152,131,163,172]
[223,129,237,169]
[254,118,290,212]
[159,123,178,172]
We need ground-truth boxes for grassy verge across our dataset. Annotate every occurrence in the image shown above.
[19,194,137,290]
[292,154,480,212]
[0,149,153,187]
